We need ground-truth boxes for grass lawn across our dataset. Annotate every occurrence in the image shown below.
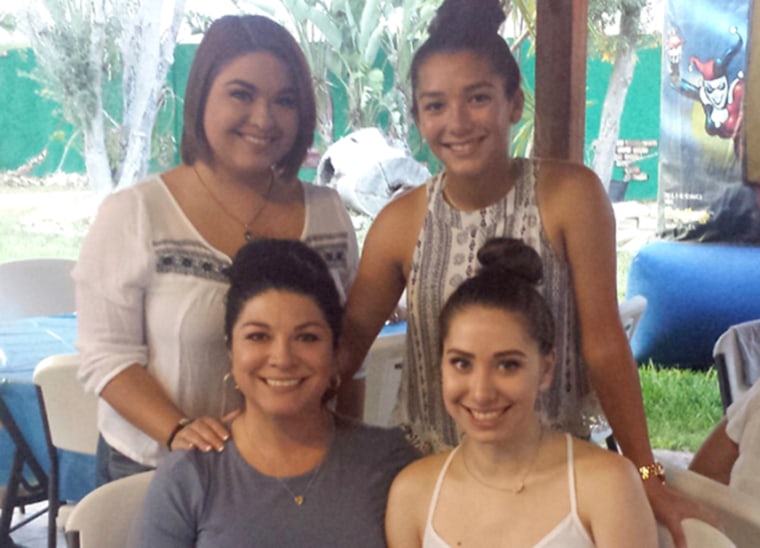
[639,363,723,452]
[0,184,724,453]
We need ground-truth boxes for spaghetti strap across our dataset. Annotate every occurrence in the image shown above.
[565,433,578,514]
[425,447,459,529]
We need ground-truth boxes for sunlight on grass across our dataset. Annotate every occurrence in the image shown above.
[639,362,723,452]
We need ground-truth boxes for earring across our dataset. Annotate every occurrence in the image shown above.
[223,371,239,390]
[329,373,342,392]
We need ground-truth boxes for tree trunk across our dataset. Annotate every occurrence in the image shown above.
[83,0,113,195]
[116,0,186,190]
[592,5,640,192]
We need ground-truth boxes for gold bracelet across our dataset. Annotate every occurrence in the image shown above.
[638,461,666,483]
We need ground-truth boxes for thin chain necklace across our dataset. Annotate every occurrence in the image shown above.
[460,425,544,494]
[244,420,335,507]
[193,165,275,242]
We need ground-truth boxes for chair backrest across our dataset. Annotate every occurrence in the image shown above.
[33,354,98,455]
[713,319,760,410]
[0,379,53,479]
[619,295,648,342]
[65,470,155,548]
[0,258,77,321]
[363,331,405,427]
[663,463,760,548]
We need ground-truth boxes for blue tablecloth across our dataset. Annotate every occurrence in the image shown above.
[0,314,94,501]
[0,315,78,381]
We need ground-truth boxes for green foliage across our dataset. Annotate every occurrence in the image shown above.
[639,363,724,452]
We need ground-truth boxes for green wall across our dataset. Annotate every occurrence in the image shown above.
[0,43,662,200]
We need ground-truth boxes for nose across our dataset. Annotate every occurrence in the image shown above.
[268,336,294,368]
[470,365,496,403]
[448,100,473,134]
[249,98,276,130]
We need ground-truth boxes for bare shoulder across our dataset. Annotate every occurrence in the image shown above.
[372,184,427,231]
[572,439,644,503]
[534,158,605,197]
[392,452,449,492]
[362,183,427,272]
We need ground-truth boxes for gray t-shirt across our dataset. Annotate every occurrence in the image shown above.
[134,419,418,547]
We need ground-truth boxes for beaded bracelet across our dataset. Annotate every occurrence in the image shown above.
[166,417,193,450]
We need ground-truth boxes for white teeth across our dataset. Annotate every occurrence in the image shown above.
[265,378,300,387]
[241,135,273,145]
[471,410,501,421]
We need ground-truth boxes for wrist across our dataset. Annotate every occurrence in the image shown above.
[638,461,666,484]
[166,417,193,450]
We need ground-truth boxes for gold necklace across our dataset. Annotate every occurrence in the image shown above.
[193,165,275,242]
[460,426,544,494]
[242,419,335,506]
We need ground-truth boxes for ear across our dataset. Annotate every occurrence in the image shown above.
[538,349,555,392]
[509,88,525,125]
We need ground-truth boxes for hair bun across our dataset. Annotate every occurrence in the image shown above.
[429,0,505,38]
[477,237,543,286]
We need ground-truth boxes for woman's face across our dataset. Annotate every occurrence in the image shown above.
[441,305,553,444]
[229,289,335,420]
[203,51,299,177]
[414,50,523,182]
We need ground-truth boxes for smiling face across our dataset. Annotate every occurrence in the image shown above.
[203,51,299,178]
[414,50,523,184]
[229,289,335,420]
[441,305,553,444]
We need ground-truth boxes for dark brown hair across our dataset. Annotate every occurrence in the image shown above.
[439,238,555,355]
[181,15,316,180]
[410,0,521,119]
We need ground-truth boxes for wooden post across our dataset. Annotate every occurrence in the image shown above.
[534,0,589,162]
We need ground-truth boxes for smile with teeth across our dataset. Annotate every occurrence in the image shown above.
[240,133,277,146]
[467,407,506,421]
[263,377,302,388]
[444,135,485,151]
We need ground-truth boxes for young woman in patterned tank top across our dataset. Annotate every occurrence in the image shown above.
[337,1,713,545]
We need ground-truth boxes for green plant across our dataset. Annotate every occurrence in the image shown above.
[639,363,723,452]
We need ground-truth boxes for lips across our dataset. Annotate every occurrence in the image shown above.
[467,406,507,422]
[442,136,486,157]
[262,377,302,388]
[237,132,279,147]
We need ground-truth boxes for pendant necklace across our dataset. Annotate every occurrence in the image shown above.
[461,425,544,494]
[246,422,335,507]
[193,165,275,242]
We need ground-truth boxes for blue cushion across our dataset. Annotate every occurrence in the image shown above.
[627,241,760,368]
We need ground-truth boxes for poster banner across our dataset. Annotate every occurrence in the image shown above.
[660,0,750,236]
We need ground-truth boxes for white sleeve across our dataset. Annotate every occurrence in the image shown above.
[726,380,760,498]
[72,186,153,395]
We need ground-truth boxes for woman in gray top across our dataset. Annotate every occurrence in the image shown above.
[135,239,417,547]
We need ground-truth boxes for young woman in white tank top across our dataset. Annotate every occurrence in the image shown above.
[385,238,657,547]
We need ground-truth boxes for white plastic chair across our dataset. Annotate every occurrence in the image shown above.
[362,331,405,427]
[33,353,99,530]
[713,319,760,410]
[0,258,77,321]
[660,463,760,548]
[64,470,155,548]
[619,294,648,342]
[33,354,98,456]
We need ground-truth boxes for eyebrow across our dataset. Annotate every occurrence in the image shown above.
[239,320,328,330]
[417,80,498,100]
[224,79,297,96]
[444,348,526,358]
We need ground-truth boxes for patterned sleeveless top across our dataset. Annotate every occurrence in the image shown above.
[396,158,605,453]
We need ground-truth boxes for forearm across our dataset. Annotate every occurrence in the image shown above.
[689,418,736,484]
[99,363,186,446]
[586,345,654,466]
